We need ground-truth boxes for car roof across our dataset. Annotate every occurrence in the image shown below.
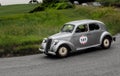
[65,19,104,26]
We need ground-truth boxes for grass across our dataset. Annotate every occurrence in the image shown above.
[0,4,39,16]
[0,4,120,57]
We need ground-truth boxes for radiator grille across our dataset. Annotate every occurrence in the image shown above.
[45,38,52,52]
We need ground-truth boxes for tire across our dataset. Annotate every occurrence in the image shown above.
[56,45,69,57]
[101,37,111,49]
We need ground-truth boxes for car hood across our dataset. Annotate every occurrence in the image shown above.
[49,32,72,40]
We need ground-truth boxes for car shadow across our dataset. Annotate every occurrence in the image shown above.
[42,47,111,60]
[69,47,104,57]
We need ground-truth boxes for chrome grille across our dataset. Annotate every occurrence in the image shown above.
[45,38,52,52]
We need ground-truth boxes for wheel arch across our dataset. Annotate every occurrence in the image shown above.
[100,31,112,45]
[58,44,71,52]
[54,41,75,53]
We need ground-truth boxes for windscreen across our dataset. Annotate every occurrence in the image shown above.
[61,24,74,33]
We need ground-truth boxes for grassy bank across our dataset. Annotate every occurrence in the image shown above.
[0,4,39,16]
[0,5,120,57]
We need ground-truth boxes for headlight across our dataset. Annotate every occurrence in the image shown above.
[42,38,47,43]
[53,40,59,45]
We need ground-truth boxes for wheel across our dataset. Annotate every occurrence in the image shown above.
[56,45,69,57]
[101,37,111,49]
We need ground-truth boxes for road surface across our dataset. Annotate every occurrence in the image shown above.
[0,34,120,76]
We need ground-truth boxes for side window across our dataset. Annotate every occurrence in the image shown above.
[89,23,100,31]
[76,24,88,33]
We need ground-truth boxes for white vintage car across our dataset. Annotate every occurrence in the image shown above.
[39,20,116,57]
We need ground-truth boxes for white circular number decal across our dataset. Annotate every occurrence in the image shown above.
[79,35,88,44]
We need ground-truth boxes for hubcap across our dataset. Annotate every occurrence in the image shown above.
[104,39,110,47]
[59,47,68,56]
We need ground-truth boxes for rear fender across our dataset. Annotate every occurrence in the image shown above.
[100,31,112,44]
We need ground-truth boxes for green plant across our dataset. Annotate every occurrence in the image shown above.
[96,0,120,6]
[90,7,114,19]
[29,5,45,13]
[55,2,74,9]
[29,1,74,13]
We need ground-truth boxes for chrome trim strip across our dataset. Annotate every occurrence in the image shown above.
[76,44,100,50]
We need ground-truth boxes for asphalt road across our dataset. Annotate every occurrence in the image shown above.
[0,34,120,76]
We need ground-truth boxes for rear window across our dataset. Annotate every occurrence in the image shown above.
[89,23,100,31]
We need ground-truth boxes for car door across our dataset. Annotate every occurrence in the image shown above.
[71,24,91,50]
[87,23,103,45]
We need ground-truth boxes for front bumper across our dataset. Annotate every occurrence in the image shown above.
[113,36,116,41]
[39,48,44,53]
[39,48,56,55]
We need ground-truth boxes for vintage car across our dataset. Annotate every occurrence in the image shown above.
[39,20,116,57]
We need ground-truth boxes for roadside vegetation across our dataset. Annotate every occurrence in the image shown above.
[97,0,120,7]
[0,3,120,57]
[0,4,39,16]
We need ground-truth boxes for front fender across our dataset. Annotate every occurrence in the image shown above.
[51,40,75,53]
[100,31,112,44]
